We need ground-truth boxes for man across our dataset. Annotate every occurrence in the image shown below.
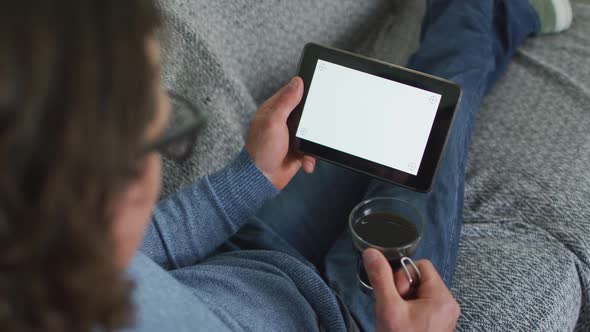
[0,0,572,331]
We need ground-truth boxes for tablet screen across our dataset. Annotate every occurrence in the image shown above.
[295,60,441,176]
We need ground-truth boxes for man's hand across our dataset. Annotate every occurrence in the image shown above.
[363,249,460,332]
[246,77,316,190]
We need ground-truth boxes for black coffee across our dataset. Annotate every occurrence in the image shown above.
[353,212,419,248]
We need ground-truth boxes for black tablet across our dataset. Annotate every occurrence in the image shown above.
[287,43,462,192]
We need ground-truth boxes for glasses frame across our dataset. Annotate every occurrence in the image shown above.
[144,91,207,160]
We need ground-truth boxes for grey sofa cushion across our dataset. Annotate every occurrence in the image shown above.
[158,0,590,330]
[158,0,394,195]
[456,6,590,330]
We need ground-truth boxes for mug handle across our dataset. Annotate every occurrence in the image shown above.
[400,257,422,296]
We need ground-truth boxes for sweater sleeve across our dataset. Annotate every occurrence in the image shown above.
[140,149,279,269]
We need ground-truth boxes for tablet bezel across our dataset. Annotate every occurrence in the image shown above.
[287,43,462,192]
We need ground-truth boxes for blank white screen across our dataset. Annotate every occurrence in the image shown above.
[296,60,441,176]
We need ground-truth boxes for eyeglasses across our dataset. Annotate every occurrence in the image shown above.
[145,92,207,161]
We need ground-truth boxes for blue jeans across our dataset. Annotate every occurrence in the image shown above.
[238,0,540,330]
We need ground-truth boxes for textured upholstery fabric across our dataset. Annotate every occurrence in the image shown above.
[457,7,590,329]
[158,1,589,330]
[158,0,394,194]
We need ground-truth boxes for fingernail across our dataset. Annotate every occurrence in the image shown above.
[288,77,299,89]
[305,161,314,170]
[363,250,379,265]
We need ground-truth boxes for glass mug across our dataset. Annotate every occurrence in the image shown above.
[349,198,424,294]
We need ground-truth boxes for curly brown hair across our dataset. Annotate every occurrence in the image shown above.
[0,1,161,331]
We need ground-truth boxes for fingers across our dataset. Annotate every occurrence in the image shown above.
[363,249,403,309]
[261,77,304,122]
[283,156,303,181]
[413,260,448,298]
[394,268,412,299]
[302,155,316,174]
[413,260,461,325]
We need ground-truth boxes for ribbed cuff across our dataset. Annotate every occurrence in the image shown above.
[207,149,279,223]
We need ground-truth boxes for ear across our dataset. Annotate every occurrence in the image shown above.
[110,155,162,267]
[110,162,152,223]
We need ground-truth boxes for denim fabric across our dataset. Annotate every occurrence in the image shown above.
[255,0,539,330]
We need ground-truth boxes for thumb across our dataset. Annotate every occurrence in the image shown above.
[364,249,404,309]
[263,77,304,122]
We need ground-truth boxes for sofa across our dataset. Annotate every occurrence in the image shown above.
[157,0,590,330]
